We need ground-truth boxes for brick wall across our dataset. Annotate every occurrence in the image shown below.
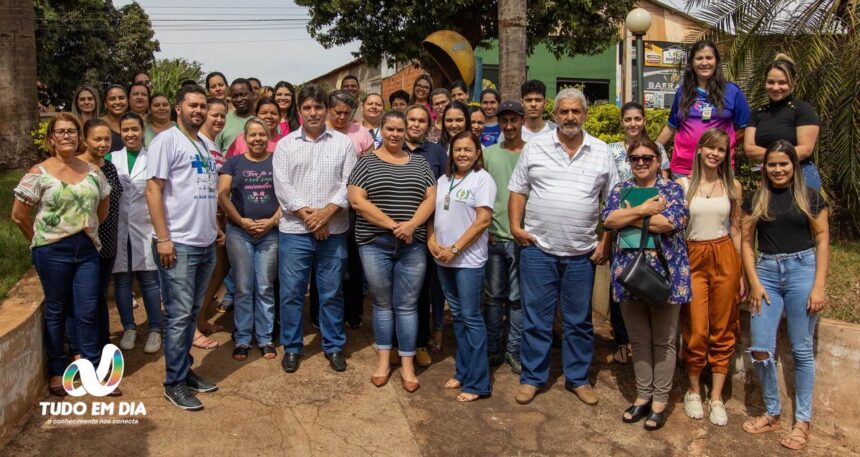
[381,66,427,105]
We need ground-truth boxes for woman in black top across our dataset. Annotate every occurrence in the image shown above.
[67,118,124,395]
[348,111,437,393]
[744,54,822,189]
[100,85,129,153]
[740,140,829,450]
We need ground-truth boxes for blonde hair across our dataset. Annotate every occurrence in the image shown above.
[687,128,740,213]
[749,140,813,223]
[243,117,270,138]
[766,53,797,89]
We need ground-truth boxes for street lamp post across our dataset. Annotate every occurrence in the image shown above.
[626,7,652,106]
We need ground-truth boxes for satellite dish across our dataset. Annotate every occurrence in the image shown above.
[422,30,476,86]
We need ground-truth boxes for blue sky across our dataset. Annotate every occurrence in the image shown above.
[116,0,691,86]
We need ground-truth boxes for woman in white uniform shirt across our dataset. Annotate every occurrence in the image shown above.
[110,112,162,353]
[427,131,497,402]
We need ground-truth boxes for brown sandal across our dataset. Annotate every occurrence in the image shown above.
[781,424,810,450]
[742,415,781,434]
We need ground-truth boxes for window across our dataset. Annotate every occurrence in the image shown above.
[556,78,610,105]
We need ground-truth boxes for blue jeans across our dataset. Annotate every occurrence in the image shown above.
[359,235,426,356]
[519,246,596,388]
[279,232,347,354]
[800,161,821,191]
[33,233,102,377]
[227,225,278,347]
[222,268,235,304]
[114,270,162,331]
[483,239,522,358]
[154,241,216,386]
[66,255,114,354]
[438,265,491,395]
[750,248,818,422]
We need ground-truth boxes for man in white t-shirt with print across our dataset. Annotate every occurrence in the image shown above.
[146,85,223,411]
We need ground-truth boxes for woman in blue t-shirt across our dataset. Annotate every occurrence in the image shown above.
[217,117,281,362]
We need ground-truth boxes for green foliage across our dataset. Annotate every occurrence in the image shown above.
[150,58,205,104]
[32,121,50,155]
[35,0,160,109]
[821,241,860,324]
[688,0,860,237]
[0,171,33,300]
[579,103,671,144]
[295,0,634,67]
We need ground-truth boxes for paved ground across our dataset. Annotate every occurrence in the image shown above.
[2,300,857,457]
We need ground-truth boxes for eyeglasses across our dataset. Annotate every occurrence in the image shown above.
[53,129,79,138]
[628,155,656,164]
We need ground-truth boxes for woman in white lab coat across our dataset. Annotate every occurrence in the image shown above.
[110,112,162,354]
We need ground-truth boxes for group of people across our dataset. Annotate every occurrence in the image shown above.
[12,39,828,451]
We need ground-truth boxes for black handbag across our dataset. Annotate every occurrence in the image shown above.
[617,217,672,307]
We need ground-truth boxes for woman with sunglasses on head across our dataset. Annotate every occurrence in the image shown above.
[110,112,163,354]
[676,127,744,426]
[72,85,100,124]
[605,102,672,366]
[745,54,822,190]
[740,140,829,451]
[273,81,300,136]
[145,93,174,147]
[602,136,691,431]
[12,113,111,397]
[100,84,129,153]
[656,40,751,179]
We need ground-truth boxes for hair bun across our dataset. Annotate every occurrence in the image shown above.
[774,53,795,65]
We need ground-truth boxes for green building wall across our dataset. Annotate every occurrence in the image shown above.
[474,41,618,104]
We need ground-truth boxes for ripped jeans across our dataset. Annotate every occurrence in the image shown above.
[749,248,817,422]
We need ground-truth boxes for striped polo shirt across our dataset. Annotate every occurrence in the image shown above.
[508,129,619,256]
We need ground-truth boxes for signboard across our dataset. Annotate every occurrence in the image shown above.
[642,41,686,108]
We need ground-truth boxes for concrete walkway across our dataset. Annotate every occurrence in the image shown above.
[2,302,857,457]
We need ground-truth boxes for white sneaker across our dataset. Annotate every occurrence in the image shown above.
[144,332,162,354]
[709,400,728,426]
[684,391,704,420]
[119,329,137,351]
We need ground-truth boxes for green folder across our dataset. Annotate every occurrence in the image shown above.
[618,187,658,249]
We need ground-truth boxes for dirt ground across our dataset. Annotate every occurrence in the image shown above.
[2,298,857,457]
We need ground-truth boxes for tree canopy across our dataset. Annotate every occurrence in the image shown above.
[295,0,634,66]
[35,0,159,109]
[150,58,205,104]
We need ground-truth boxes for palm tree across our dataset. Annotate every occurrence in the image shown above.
[498,0,528,101]
[688,0,860,236]
[0,0,40,169]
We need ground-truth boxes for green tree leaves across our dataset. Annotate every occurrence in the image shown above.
[150,58,204,104]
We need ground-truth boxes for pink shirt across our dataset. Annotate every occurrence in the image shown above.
[226,130,287,159]
[343,122,374,156]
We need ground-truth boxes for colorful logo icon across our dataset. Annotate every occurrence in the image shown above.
[63,344,124,397]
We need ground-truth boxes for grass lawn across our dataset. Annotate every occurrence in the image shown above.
[821,240,860,323]
[0,170,31,300]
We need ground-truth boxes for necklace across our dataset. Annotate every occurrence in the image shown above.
[701,180,721,198]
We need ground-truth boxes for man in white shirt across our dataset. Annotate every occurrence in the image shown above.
[508,88,618,406]
[273,84,357,374]
[520,80,557,141]
[146,85,224,411]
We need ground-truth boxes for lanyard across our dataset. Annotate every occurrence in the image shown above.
[179,128,210,171]
[443,171,471,210]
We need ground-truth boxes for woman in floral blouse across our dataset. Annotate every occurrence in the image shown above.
[11,113,111,397]
[601,136,691,431]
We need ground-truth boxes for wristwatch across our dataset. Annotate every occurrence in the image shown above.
[451,244,460,256]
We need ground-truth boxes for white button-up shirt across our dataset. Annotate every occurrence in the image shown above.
[508,129,619,256]
[272,127,357,235]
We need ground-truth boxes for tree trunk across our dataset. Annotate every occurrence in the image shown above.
[0,0,39,170]
[498,0,527,101]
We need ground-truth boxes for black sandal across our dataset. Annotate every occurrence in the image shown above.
[48,385,67,397]
[232,345,249,361]
[261,344,277,359]
[644,409,667,431]
[622,402,651,423]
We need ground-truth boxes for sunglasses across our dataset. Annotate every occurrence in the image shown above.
[628,155,656,165]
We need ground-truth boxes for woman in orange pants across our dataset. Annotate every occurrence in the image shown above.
[676,128,745,426]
